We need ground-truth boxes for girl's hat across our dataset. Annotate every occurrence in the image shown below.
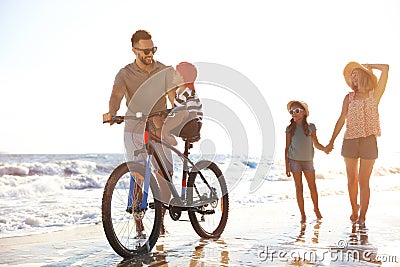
[287,100,309,116]
[343,61,377,89]
[176,62,197,90]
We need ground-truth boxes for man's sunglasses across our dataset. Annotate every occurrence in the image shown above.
[289,108,303,115]
[134,47,157,55]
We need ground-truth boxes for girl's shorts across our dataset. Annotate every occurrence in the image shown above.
[289,159,315,173]
[341,135,378,160]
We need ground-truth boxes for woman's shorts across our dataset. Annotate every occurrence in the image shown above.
[289,159,315,173]
[341,135,378,160]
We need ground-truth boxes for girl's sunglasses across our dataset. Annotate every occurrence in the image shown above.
[134,47,157,55]
[289,108,303,115]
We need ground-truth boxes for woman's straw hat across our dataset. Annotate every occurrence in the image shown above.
[343,61,377,88]
[287,100,309,116]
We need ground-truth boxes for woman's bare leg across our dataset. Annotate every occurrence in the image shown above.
[358,159,375,224]
[344,157,359,222]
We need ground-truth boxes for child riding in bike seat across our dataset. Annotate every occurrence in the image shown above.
[160,62,203,146]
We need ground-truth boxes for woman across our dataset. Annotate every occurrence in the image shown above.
[326,62,389,227]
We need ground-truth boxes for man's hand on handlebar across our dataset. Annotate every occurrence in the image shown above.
[103,113,125,125]
[103,109,172,125]
[103,113,114,125]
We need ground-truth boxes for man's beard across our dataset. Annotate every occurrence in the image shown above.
[139,54,153,65]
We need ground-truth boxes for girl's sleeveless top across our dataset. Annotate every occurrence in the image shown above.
[344,90,381,139]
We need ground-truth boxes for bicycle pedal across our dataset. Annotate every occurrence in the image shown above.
[149,202,155,209]
[203,210,215,215]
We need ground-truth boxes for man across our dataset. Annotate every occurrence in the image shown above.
[104,29,175,121]
[104,30,175,235]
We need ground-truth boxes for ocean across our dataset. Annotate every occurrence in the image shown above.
[1,153,399,238]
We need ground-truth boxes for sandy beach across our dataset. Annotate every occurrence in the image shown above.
[2,0,400,266]
[1,189,399,267]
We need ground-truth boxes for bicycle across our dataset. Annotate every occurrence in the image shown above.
[102,110,229,258]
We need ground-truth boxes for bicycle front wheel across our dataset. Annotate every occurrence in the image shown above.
[102,162,162,258]
[187,160,229,238]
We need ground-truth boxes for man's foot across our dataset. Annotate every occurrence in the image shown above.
[314,208,323,220]
[134,231,146,239]
[163,134,177,146]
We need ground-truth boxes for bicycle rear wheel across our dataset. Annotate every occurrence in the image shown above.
[187,160,229,238]
[102,162,162,258]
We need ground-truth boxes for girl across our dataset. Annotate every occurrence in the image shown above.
[285,100,325,223]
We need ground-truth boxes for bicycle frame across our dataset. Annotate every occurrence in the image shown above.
[127,124,202,213]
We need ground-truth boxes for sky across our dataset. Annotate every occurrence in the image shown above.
[1,0,399,157]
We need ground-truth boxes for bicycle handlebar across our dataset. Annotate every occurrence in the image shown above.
[103,109,172,124]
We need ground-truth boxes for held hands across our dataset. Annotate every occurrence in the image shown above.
[324,141,334,154]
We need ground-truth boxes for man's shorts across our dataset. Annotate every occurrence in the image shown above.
[341,135,378,160]
[289,159,315,173]
[124,121,173,172]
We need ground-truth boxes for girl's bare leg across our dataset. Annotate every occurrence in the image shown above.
[304,171,322,219]
[293,172,306,223]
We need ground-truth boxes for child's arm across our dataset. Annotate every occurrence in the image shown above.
[285,133,291,177]
[311,129,326,152]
